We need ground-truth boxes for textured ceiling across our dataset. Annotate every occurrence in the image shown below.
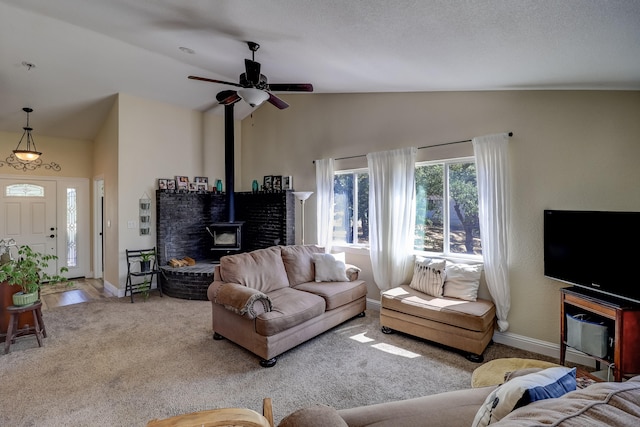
[1,0,639,140]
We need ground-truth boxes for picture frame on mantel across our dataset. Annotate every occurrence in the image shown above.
[263,175,272,191]
[273,175,282,191]
[282,176,292,190]
[176,176,189,190]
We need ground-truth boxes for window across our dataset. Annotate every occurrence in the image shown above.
[415,158,482,257]
[332,157,482,258]
[333,170,369,244]
[66,188,78,267]
[5,183,45,197]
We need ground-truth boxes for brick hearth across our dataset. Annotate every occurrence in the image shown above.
[156,190,295,300]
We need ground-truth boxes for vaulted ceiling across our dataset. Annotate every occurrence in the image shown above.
[1,0,639,140]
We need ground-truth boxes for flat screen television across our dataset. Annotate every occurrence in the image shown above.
[544,210,640,304]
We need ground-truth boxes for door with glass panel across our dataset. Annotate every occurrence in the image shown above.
[0,179,58,276]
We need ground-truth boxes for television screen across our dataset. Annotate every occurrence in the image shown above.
[544,210,640,304]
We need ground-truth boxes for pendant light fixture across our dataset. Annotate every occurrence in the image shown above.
[13,107,42,161]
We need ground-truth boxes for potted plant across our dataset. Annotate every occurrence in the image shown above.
[139,251,154,272]
[0,245,69,306]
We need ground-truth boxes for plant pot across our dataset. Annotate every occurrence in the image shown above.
[140,260,151,272]
[12,291,39,307]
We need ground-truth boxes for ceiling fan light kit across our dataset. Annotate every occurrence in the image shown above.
[189,41,313,110]
[238,87,269,107]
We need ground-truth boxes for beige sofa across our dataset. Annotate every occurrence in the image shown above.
[207,245,367,367]
[278,373,640,427]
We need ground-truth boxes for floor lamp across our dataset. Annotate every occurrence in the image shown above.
[292,191,313,244]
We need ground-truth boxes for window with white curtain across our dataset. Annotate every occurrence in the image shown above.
[333,169,369,245]
[332,157,482,259]
[415,157,482,258]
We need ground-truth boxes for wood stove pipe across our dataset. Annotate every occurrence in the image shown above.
[224,103,235,222]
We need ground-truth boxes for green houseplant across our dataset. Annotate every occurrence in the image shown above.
[0,245,69,306]
[139,251,154,272]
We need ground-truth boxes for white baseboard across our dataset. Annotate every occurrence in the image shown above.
[103,280,123,297]
[492,330,597,368]
[366,298,381,311]
[367,297,595,367]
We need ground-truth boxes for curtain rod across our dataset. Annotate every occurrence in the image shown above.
[319,132,513,163]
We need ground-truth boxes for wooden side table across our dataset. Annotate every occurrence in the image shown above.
[3,301,46,354]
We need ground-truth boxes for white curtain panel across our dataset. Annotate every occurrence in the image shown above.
[473,133,511,332]
[315,158,335,252]
[367,147,417,291]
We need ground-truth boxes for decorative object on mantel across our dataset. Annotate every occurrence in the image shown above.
[292,191,313,244]
[283,176,292,190]
[252,179,259,193]
[0,107,62,172]
[139,194,151,236]
[175,176,189,191]
[216,179,223,193]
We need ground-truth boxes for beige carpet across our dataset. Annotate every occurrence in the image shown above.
[0,295,559,426]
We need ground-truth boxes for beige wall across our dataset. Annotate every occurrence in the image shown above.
[93,97,120,290]
[0,131,92,177]
[116,93,212,291]
[240,90,640,346]
[203,109,242,191]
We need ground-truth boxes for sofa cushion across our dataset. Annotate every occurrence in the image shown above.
[381,285,495,332]
[312,253,350,282]
[338,385,496,427]
[493,375,640,426]
[281,245,324,286]
[409,257,447,297]
[219,246,289,293]
[294,280,367,310]
[472,367,576,427]
[255,287,326,336]
[278,405,348,427]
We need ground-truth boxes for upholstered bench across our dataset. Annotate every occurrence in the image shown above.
[380,284,496,361]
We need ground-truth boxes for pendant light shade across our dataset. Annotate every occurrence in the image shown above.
[238,88,269,107]
[13,107,42,161]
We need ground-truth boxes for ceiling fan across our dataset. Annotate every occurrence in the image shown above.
[189,41,313,109]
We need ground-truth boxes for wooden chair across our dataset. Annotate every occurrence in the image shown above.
[146,397,274,427]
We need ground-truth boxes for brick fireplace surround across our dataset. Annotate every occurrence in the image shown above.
[156,190,295,299]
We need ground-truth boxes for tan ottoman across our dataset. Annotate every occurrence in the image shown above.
[471,357,560,387]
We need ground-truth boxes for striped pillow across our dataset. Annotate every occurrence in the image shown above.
[409,257,447,297]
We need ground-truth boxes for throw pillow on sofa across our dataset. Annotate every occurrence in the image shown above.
[443,262,483,301]
[409,257,447,297]
[313,253,349,282]
[472,366,577,427]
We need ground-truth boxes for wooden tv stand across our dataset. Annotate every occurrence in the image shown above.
[560,287,640,381]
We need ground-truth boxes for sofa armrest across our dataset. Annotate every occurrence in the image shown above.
[209,281,272,319]
[345,264,361,281]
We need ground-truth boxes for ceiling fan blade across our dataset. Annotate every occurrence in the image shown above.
[267,93,289,109]
[268,83,314,92]
[216,90,241,105]
[188,75,243,88]
[244,59,261,86]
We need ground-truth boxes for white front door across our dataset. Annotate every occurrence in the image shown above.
[0,179,58,276]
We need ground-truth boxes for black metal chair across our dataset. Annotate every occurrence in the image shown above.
[125,247,162,303]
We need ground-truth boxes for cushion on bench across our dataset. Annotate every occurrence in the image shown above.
[381,285,495,332]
